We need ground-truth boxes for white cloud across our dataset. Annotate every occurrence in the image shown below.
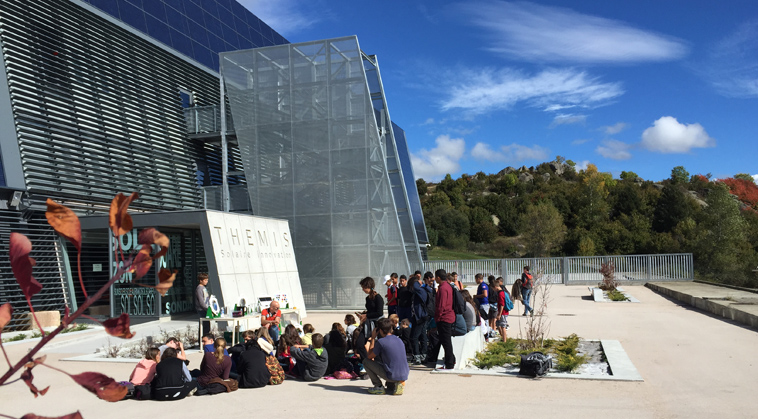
[239,0,318,36]
[422,118,435,125]
[699,22,758,98]
[410,135,466,180]
[550,113,587,128]
[601,122,628,135]
[640,116,716,153]
[571,138,591,145]
[596,139,632,160]
[753,174,758,184]
[574,160,591,171]
[471,142,548,163]
[460,1,688,63]
[441,67,623,115]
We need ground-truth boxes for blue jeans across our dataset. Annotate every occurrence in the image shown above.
[411,316,429,357]
[522,288,533,314]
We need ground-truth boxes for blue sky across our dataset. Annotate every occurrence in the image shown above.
[241,0,758,182]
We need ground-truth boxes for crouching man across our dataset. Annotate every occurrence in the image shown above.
[365,318,410,395]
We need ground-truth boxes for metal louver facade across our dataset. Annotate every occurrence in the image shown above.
[0,0,284,328]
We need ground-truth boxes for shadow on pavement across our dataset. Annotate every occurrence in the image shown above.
[308,382,371,394]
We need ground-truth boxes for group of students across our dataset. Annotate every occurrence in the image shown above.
[124,311,410,399]
[377,266,534,369]
[123,267,534,399]
[125,326,286,401]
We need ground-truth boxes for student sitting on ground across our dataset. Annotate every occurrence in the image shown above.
[365,318,410,395]
[398,319,413,357]
[152,347,197,401]
[324,323,348,375]
[237,336,270,388]
[344,314,359,350]
[301,323,315,346]
[128,347,159,400]
[290,333,328,381]
[389,314,400,335]
[277,324,301,374]
[255,327,275,356]
[196,338,232,395]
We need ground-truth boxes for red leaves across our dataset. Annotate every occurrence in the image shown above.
[10,233,42,299]
[131,248,153,279]
[109,192,138,237]
[21,412,83,419]
[721,178,758,207]
[138,228,169,258]
[155,269,177,297]
[102,313,135,339]
[0,302,12,331]
[45,199,81,252]
[69,371,127,402]
[21,355,49,398]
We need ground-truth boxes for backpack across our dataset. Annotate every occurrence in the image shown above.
[503,290,514,312]
[452,286,466,315]
[519,352,552,377]
[424,287,436,318]
[266,355,285,385]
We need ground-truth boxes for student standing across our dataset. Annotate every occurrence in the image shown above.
[521,266,534,316]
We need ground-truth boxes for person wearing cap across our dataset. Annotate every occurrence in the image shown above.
[386,273,398,316]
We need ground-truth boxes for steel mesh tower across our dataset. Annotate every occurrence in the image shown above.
[221,36,424,308]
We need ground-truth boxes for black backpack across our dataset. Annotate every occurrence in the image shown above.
[424,287,436,318]
[519,352,552,377]
[452,286,465,315]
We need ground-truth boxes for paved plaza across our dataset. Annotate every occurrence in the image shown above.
[2,284,757,418]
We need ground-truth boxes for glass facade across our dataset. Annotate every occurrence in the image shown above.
[80,0,288,71]
[221,36,423,308]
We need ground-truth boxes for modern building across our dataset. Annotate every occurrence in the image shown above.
[221,37,427,308]
[0,0,425,329]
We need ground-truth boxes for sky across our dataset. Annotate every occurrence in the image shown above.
[240,0,758,183]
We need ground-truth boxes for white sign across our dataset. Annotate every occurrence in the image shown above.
[93,264,102,272]
[205,212,306,318]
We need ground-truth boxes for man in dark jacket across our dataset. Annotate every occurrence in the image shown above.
[410,273,429,365]
[427,269,456,370]
[237,340,270,388]
[291,333,328,381]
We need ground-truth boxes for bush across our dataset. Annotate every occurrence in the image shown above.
[607,289,629,301]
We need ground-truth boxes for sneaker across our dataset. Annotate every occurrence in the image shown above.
[188,387,198,397]
[393,381,405,395]
[506,325,510,330]
[437,366,454,370]
[367,386,386,395]
[412,358,424,365]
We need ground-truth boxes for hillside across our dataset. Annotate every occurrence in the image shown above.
[417,158,758,287]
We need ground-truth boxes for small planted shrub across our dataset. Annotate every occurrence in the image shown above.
[474,334,589,373]
[607,289,629,302]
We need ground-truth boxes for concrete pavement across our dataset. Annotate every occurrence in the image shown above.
[2,284,757,419]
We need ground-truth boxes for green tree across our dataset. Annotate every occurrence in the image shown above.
[416,178,428,196]
[653,184,692,233]
[694,184,749,284]
[619,171,639,181]
[670,166,689,185]
[469,207,497,243]
[517,202,567,257]
[735,173,756,184]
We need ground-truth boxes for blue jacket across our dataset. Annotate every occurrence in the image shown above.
[412,281,428,319]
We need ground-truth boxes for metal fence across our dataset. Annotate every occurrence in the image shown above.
[423,253,694,285]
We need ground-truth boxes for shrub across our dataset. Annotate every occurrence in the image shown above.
[607,289,629,301]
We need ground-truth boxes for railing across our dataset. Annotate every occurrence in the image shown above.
[184,105,234,135]
[202,185,251,213]
[423,253,695,285]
